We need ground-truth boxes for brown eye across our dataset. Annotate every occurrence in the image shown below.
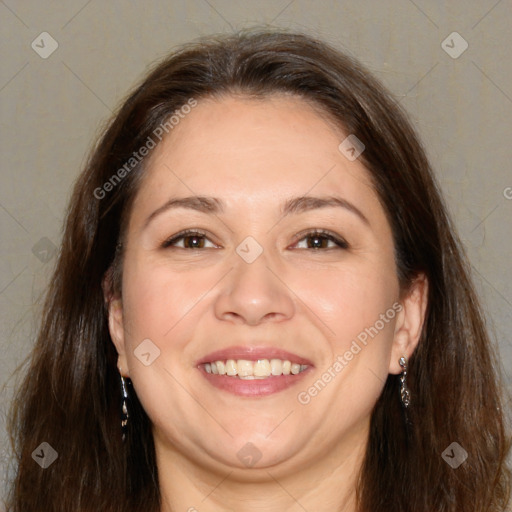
[182,234,206,248]
[162,230,217,249]
[293,230,348,250]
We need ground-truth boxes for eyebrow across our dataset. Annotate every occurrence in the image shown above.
[143,194,370,228]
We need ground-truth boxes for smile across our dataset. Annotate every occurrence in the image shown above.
[202,358,309,378]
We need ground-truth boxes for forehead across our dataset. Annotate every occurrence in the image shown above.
[131,94,379,220]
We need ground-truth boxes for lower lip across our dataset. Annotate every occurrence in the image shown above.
[198,366,313,397]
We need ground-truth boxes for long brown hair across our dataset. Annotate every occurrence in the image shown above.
[6,30,510,511]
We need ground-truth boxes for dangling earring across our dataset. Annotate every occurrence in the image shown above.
[399,356,411,408]
[120,374,130,442]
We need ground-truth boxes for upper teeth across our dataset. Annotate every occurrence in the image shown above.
[203,359,308,378]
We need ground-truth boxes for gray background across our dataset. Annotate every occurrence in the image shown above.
[1,0,511,506]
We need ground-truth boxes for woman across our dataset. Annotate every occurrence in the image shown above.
[6,30,510,511]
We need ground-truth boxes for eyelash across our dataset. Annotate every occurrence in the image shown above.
[161,229,349,250]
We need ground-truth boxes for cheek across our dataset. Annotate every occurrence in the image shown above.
[118,261,212,428]
[294,265,399,416]
[121,257,206,342]
[296,260,399,347]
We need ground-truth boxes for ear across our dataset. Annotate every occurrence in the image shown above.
[102,268,130,378]
[388,273,428,374]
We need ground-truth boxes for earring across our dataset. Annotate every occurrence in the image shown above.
[399,356,411,408]
[120,374,129,441]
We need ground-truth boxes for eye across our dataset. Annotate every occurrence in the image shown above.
[291,230,349,250]
[161,229,348,250]
[161,230,218,249]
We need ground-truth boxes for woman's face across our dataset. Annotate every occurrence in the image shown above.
[108,94,424,474]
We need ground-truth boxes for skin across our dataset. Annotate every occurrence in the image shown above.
[107,94,428,512]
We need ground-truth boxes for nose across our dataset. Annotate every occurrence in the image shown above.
[213,249,295,326]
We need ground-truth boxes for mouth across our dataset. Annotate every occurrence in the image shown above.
[201,358,309,378]
[196,346,314,397]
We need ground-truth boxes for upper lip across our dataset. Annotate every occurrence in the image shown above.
[196,345,314,366]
